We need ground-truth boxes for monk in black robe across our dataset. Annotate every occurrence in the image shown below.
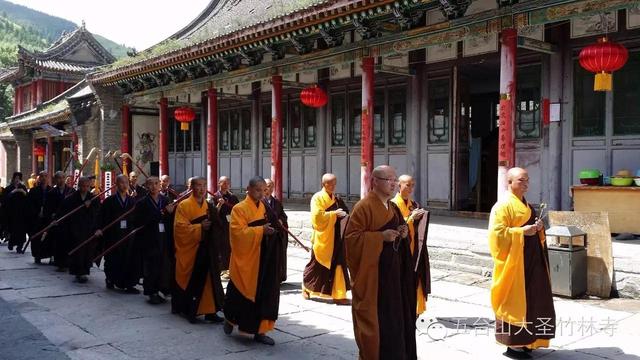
[96,174,141,292]
[345,165,417,360]
[224,176,282,346]
[46,172,75,272]
[57,176,99,283]
[129,171,148,199]
[5,173,29,253]
[212,176,239,272]
[172,177,225,323]
[263,178,288,282]
[160,175,178,202]
[27,172,52,263]
[136,176,176,304]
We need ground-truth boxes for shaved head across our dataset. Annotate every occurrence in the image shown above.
[398,174,415,199]
[371,165,397,199]
[507,167,529,199]
[321,173,336,185]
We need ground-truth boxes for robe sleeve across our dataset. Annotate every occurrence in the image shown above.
[488,201,527,325]
[344,201,384,308]
[174,201,202,253]
[310,194,337,269]
[229,204,264,301]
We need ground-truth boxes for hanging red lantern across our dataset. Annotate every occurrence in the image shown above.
[579,37,628,91]
[33,145,46,162]
[174,106,196,131]
[300,85,328,108]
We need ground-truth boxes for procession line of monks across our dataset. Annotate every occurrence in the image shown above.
[0,165,556,359]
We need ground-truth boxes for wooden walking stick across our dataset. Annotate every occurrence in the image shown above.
[109,150,124,174]
[262,199,310,252]
[120,153,149,178]
[26,184,117,243]
[73,147,98,186]
[92,190,192,262]
[61,147,75,173]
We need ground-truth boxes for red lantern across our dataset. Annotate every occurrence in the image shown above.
[33,145,46,162]
[174,106,196,131]
[579,37,628,91]
[300,85,328,108]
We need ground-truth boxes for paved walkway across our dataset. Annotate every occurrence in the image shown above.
[1,241,639,360]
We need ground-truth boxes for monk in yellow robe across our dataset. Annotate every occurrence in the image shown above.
[345,165,417,360]
[302,173,350,305]
[172,177,225,324]
[391,174,431,316]
[489,167,555,360]
[224,176,282,346]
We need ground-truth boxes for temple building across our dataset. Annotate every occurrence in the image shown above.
[0,24,115,181]
[3,0,640,214]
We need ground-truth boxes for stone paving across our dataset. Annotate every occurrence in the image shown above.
[1,230,640,359]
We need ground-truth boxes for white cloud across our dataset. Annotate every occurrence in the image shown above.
[6,0,211,50]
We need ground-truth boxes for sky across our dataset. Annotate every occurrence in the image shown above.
[7,0,211,50]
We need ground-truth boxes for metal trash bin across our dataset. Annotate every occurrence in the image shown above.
[545,225,587,298]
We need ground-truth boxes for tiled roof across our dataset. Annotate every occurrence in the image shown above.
[34,59,95,73]
[5,80,92,129]
[93,0,338,78]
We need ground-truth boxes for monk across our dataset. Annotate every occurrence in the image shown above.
[27,171,52,263]
[212,176,239,274]
[391,175,431,316]
[129,171,148,198]
[57,177,99,283]
[46,172,75,272]
[302,173,350,305]
[263,178,288,282]
[345,165,416,360]
[172,177,225,323]
[96,174,141,293]
[4,172,29,253]
[224,176,282,346]
[160,175,178,202]
[489,167,555,359]
[135,177,176,304]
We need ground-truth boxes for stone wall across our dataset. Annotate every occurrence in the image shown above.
[89,83,123,154]
[11,129,32,176]
[1,140,17,185]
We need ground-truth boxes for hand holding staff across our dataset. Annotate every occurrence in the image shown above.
[91,190,192,262]
[262,199,310,252]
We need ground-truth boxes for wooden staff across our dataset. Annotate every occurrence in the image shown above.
[91,190,192,262]
[120,152,148,178]
[27,184,117,242]
[67,200,139,256]
[73,147,98,186]
[62,147,75,173]
[110,150,124,174]
[262,199,309,252]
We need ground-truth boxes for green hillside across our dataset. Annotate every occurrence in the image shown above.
[0,0,133,121]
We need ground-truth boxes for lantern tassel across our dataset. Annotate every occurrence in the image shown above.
[180,122,189,131]
[594,71,612,91]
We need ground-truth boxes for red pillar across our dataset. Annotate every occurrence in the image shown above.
[47,137,54,172]
[31,138,37,174]
[207,88,218,193]
[36,79,43,105]
[271,75,283,200]
[31,81,37,109]
[121,105,131,174]
[159,97,169,177]
[360,57,375,198]
[15,85,22,114]
[497,28,517,199]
